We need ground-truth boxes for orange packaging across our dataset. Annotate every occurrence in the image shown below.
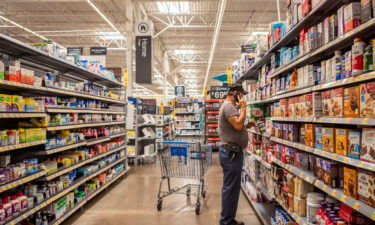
[344,167,358,199]
[344,86,360,118]
[322,90,332,117]
[288,98,294,117]
[331,88,344,117]
[322,128,335,153]
[295,96,302,117]
[304,124,315,147]
[280,99,287,117]
[335,129,351,156]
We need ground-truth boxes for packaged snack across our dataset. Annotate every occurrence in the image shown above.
[315,126,323,149]
[295,152,309,170]
[345,50,352,78]
[288,124,300,142]
[304,94,313,117]
[315,157,324,179]
[358,170,375,207]
[323,161,343,188]
[348,130,361,159]
[335,129,351,156]
[2,95,12,112]
[11,95,23,112]
[322,128,335,153]
[304,124,315,148]
[344,86,360,117]
[288,97,294,117]
[280,99,287,117]
[322,90,331,117]
[331,88,343,117]
[295,96,302,117]
[361,128,375,163]
[343,167,358,199]
[312,92,322,118]
[300,126,305,145]
[360,82,375,118]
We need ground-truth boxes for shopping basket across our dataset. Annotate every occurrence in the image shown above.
[157,141,212,215]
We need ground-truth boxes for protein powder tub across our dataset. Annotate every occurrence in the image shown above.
[306,192,325,223]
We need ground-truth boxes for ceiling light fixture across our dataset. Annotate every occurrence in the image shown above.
[156,2,190,14]
[0,15,63,47]
[202,0,227,94]
[97,31,125,40]
[86,0,126,41]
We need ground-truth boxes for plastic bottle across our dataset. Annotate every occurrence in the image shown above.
[10,195,20,216]
[352,37,366,76]
[306,193,324,223]
[34,212,42,225]
[0,205,5,224]
[17,192,28,211]
[2,196,12,219]
[334,51,342,81]
[364,45,373,72]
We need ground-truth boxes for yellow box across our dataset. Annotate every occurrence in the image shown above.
[322,128,335,153]
[11,95,23,112]
[343,167,358,199]
[335,128,351,156]
[1,94,12,112]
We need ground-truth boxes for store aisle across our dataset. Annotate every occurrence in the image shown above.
[64,153,261,225]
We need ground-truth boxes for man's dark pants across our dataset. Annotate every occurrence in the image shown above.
[219,147,244,225]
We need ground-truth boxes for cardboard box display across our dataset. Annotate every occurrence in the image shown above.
[322,128,335,153]
[348,130,361,159]
[335,129,351,156]
[315,126,323,149]
[360,82,375,118]
[361,0,373,23]
[304,124,315,147]
[344,86,360,117]
[331,88,344,117]
[344,3,362,33]
[322,90,332,117]
[358,170,375,207]
[361,128,375,163]
[344,167,358,199]
[323,160,343,188]
[11,95,23,112]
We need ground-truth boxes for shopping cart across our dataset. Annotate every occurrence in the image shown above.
[157,141,212,215]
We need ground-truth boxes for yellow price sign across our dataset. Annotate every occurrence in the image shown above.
[353,202,361,209]
[227,65,233,84]
[123,68,128,86]
[340,195,347,202]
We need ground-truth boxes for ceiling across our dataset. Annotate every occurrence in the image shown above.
[0,0,286,97]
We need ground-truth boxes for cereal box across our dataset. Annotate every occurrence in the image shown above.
[315,157,324,179]
[288,97,294,117]
[331,88,344,117]
[323,161,343,188]
[344,86,360,118]
[315,126,323,149]
[344,167,358,199]
[289,124,300,142]
[304,124,315,148]
[322,90,332,117]
[300,126,305,145]
[300,95,308,117]
[348,130,361,159]
[313,92,323,118]
[361,128,375,163]
[283,123,289,140]
[304,94,314,117]
[335,129,351,156]
[295,96,302,117]
[322,128,335,153]
[11,95,23,112]
[358,170,375,207]
[280,99,287,117]
[360,82,375,118]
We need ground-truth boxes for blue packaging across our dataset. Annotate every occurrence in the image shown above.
[348,131,361,159]
[315,126,323,149]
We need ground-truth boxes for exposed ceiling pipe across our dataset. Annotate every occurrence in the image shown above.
[202,0,227,94]
[276,0,281,21]
[85,0,126,41]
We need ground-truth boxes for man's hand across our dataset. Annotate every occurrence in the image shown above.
[236,96,246,109]
[246,119,257,128]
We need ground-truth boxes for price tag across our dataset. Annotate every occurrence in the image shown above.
[331,190,337,196]
[371,212,375,220]
[332,118,338,123]
[322,185,328,191]
[343,158,349,163]
[358,161,365,167]
[361,118,369,125]
[322,152,326,156]
[296,218,301,223]
[332,154,338,159]
[340,195,347,202]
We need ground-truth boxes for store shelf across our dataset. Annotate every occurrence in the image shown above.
[46,107,125,115]
[270,136,375,172]
[0,33,123,88]
[0,170,46,193]
[236,0,344,82]
[46,121,125,131]
[86,137,111,146]
[50,167,129,225]
[41,145,126,181]
[248,129,271,138]
[37,141,87,155]
[271,116,375,126]
[137,123,156,128]
[176,120,200,122]
[0,112,47,118]
[137,136,156,141]
[175,134,201,137]
[176,128,200,130]
[252,154,272,170]
[272,157,316,185]
[175,112,199,115]
[241,185,274,225]
[274,197,312,225]
[110,132,126,138]
[271,117,314,123]
[0,140,47,153]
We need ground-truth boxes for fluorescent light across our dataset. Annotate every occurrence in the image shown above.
[251,31,268,35]
[97,31,125,40]
[175,49,196,55]
[157,2,190,14]
[86,0,126,41]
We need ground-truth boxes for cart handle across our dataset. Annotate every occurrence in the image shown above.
[161,141,191,144]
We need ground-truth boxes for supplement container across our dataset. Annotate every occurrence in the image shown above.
[352,38,366,76]
[306,192,325,223]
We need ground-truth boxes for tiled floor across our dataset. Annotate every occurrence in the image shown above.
[64,153,261,225]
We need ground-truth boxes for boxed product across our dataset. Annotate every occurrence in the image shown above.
[280,99,287,117]
[348,130,361,159]
[361,0,374,23]
[283,124,289,140]
[315,157,324,179]
[0,94,12,112]
[11,95,23,112]
[331,88,343,117]
[343,167,358,199]
[322,90,331,117]
[344,86,360,117]
[358,170,375,207]
[288,124,300,142]
[322,128,335,153]
[288,97,294,117]
[300,126,305,145]
[344,2,362,33]
[313,92,322,117]
[295,96,302,117]
[361,128,375,163]
[345,51,352,78]
[304,124,315,147]
[295,152,309,170]
[315,126,323,149]
[360,82,375,118]
[335,128,351,156]
[0,61,4,80]
[323,160,343,188]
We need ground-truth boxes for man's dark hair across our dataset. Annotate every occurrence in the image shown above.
[227,84,248,96]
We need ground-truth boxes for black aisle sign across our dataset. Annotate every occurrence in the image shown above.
[174,86,185,97]
[210,86,228,99]
[67,47,83,56]
[90,47,107,55]
[136,36,152,84]
[241,45,255,54]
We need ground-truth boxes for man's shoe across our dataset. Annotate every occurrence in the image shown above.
[232,219,244,225]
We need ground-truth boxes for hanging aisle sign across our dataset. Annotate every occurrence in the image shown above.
[226,65,233,84]
[174,86,185,97]
[135,20,154,84]
[67,47,83,56]
[90,47,107,55]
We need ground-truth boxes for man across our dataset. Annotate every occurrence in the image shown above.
[218,84,255,225]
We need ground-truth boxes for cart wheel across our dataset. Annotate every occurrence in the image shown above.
[202,190,206,198]
[195,203,200,215]
[157,199,162,211]
[186,188,191,197]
